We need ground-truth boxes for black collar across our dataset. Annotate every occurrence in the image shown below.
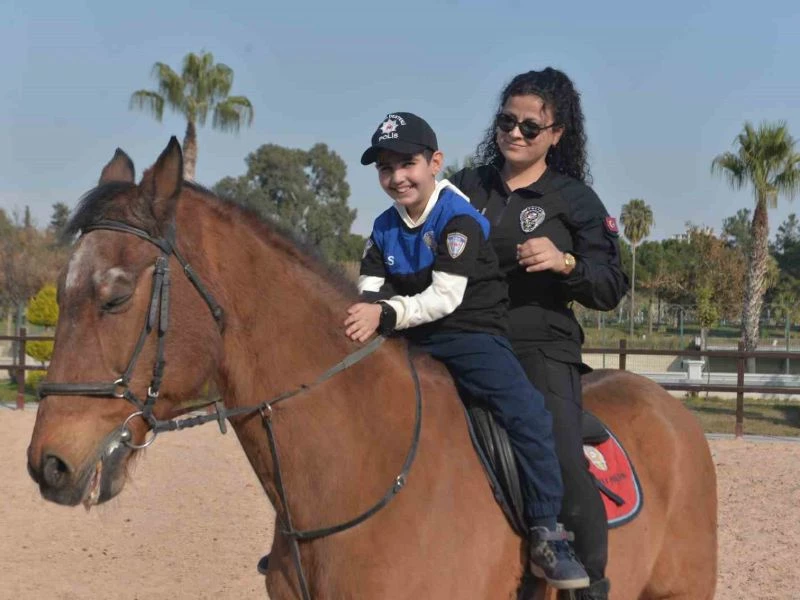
[488,165,562,197]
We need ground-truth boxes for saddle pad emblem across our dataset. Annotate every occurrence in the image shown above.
[520,206,545,233]
[585,430,643,528]
[583,445,608,471]
[446,232,468,258]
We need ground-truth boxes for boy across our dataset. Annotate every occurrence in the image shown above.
[344,112,589,590]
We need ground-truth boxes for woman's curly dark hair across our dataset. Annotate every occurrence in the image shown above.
[475,67,591,184]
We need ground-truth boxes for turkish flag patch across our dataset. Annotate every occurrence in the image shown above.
[604,216,619,234]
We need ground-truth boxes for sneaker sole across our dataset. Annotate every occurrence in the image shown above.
[529,565,590,590]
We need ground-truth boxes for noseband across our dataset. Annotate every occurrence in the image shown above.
[37,218,423,600]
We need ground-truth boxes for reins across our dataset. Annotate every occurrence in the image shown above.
[38,218,423,600]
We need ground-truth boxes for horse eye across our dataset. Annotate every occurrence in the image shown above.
[101,295,132,313]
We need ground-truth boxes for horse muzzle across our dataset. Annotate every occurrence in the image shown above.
[28,427,133,508]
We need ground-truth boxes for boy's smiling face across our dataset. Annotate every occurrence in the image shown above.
[375,148,443,220]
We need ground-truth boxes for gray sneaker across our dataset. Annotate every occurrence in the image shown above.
[529,525,590,590]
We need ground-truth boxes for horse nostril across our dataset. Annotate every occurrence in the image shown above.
[42,453,71,490]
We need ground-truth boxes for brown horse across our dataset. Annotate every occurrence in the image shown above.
[27,138,717,600]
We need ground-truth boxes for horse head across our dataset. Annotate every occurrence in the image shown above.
[27,138,223,507]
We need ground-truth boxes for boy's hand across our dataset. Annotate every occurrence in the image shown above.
[517,237,568,274]
[344,303,382,343]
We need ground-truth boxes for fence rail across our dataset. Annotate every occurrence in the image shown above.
[585,339,800,437]
[6,331,800,437]
[1,328,50,409]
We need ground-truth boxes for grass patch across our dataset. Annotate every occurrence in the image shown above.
[682,395,800,437]
[0,380,38,404]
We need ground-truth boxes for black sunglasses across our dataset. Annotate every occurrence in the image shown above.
[495,113,559,140]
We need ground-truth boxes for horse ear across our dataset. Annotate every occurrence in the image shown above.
[99,149,135,184]
[140,136,183,222]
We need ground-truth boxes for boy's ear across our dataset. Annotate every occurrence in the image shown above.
[431,150,444,175]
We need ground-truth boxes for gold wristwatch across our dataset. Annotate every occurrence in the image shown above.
[563,252,576,274]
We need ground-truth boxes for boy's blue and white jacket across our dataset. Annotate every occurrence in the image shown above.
[359,179,508,340]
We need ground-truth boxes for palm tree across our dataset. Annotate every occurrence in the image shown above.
[130,51,254,180]
[620,199,654,337]
[711,122,800,359]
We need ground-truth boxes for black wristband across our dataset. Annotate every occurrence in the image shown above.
[376,301,397,335]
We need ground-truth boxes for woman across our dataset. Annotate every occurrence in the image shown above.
[450,67,628,600]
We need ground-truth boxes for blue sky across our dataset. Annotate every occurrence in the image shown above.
[3,0,799,240]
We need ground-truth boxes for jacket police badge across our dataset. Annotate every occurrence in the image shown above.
[423,230,437,251]
[446,232,467,258]
[520,205,545,233]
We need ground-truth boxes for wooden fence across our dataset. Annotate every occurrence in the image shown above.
[1,328,51,409]
[6,330,800,437]
[584,340,800,437]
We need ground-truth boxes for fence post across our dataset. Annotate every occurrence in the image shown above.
[735,341,744,438]
[619,339,627,371]
[16,327,27,410]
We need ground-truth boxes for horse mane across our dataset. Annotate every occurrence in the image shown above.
[65,180,358,299]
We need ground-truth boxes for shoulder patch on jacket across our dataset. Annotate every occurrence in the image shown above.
[446,232,468,258]
[604,216,619,235]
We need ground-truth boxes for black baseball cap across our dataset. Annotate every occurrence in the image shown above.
[360,112,438,165]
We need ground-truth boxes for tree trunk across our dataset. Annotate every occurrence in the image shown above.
[629,244,637,337]
[183,120,198,181]
[657,296,662,328]
[648,294,654,335]
[741,197,770,372]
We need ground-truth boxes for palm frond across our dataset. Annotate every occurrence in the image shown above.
[711,153,746,190]
[620,198,654,246]
[213,96,254,132]
[151,62,185,110]
[129,90,165,121]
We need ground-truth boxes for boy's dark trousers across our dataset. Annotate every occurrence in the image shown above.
[412,331,563,524]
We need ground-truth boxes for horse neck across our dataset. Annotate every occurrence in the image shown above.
[177,196,419,528]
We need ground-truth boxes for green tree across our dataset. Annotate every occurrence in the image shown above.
[774,213,800,253]
[0,222,65,334]
[26,284,58,365]
[695,284,719,350]
[620,199,654,336]
[130,51,254,180]
[721,208,752,257]
[711,121,800,359]
[49,202,71,241]
[214,142,364,261]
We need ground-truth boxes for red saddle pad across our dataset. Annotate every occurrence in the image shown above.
[583,430,643,528]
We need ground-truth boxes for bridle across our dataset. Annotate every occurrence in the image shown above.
[37,218,423,600]
[39,219,224,447]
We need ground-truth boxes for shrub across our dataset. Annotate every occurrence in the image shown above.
[25,284,58,364]
[25,370,47,394]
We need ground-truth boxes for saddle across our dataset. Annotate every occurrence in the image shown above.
[466,403,643,535]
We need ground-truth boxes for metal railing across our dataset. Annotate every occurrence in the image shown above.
[584,340,800,437]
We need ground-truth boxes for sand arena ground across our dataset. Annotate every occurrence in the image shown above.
[2,409,798,599]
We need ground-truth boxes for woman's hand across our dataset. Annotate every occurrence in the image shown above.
[516,237,569,274]
[344,303,382,342]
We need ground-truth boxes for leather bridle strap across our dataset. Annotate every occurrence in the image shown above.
[38,220,224,424]
[262,341,423,600]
